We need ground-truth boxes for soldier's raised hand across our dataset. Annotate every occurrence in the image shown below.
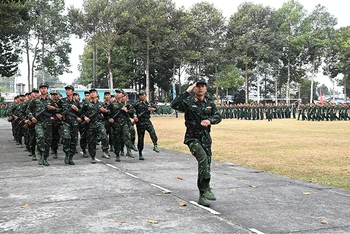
[186,83,197,93]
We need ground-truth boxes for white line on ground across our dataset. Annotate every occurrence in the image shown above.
[249,228,265,234]
[125,172,138,179]
[189,201,220,215]
[106,164,118,170]
[150,184,172,193]
[95,158,101,162]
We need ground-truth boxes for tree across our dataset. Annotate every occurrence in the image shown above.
[302,4,337,103]
[187,2,226,81]
[0,0,29,77]
[227,2,278,103]
[274,0,307,104]
[216,64,244,93]
[24,0,71,90]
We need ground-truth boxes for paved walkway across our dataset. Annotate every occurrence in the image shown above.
[0,118,349,233]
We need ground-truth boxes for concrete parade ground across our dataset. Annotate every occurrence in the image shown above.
[0,118,349,233]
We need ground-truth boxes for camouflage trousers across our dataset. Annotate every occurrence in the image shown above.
[35,120,52,158]
[14,122,23,144]
[79,124,88,150]
[136,119,158,152]
[51,123,61,153]
[87,121,108,157]
[121,120,135,150]
[24,127,30,150]
[61,121,79,156]
[112,120,134,154]
[28,125,36,155]
[186,139,212,193]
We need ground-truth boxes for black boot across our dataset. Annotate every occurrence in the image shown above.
[115,153,120,162]
[43,155,50,166]
[139,152,144,160]
[91,156,96,164]
[68,155,75,165]
[64,153,69,164]
[38,153,44,165]
[82,148,88,158]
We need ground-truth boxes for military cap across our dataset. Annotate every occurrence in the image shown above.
[89,88,97,93]
[84,91,90,95]
[50,90,59,95]
[32,88,39,93]
[39,83,48,88]
[65,85,74,91]
[196,78,207,85]
[138,90,146,95]
[73,92,79,96]
[115,88,126,96]
[25,93,30,96]
[104,91,111,95]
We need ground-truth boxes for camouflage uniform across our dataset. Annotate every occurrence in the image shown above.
[108,99,136,161]
[171,91,221,199]
[79,98,90,156]
[57,96,81,164]
[27,95,57,165]
[133,100,159,158]
[80,99,109,162]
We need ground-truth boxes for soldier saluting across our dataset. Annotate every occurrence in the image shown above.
[171,78,222,207]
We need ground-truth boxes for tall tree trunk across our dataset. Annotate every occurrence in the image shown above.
[256,60,260,103]
[25,38,31,92]
[146,28,150,101]
[93,42,97,88]
[31,38,40,89]
[245,63,248,103]
[41,39,45,84]
[107,50,113,91]
[287,58,291,105]
[178,64,182,94]
[344,75,347,103]
[310,63,315,103]
[215,65,218,105]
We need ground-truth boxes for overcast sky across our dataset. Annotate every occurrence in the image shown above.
[19,0,350,90]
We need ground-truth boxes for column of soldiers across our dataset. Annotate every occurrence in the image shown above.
[6,84,160,166]
[217,102,350,121]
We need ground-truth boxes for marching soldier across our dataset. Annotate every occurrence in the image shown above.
[133,90,159,160]
[171,78,222,207]
[27,83,58,166]
[80,88,110,163]
[56,85,82,165]
[107,89,137,162]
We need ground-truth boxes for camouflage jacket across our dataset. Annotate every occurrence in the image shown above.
[57,97,81,124]
[133,101,156,121]
[171,91,221,144]
[108,100,135,123]
[26,96,57,121]
[80,100,105,123]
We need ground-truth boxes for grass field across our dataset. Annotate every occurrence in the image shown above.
[145,115,350,190]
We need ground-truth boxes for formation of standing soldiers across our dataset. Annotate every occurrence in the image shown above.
[218,102,350,121]
[6,84,160,166]
[218,103,297,121]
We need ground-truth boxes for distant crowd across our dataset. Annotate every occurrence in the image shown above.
[217,102,350,121]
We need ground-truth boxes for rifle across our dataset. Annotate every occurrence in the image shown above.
[36,108,55,120]
[61,106,77,119]
[80,110,101,126]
